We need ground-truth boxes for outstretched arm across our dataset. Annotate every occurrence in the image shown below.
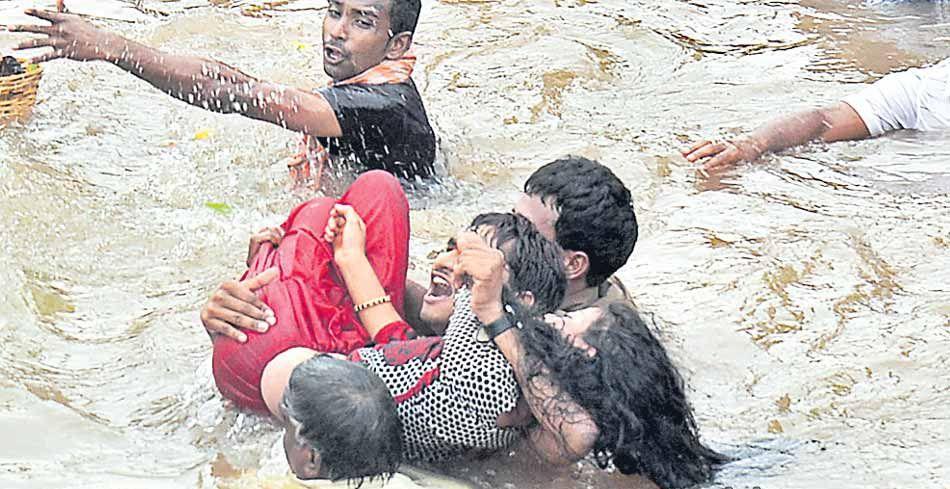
[454,232,599,464]
[683,102,870,172]
[7,9,342,137]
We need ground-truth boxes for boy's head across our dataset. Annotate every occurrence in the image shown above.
[418,212,567,333]
[281,355,402,482]
[322,0,422,81]
[516,156,638,290]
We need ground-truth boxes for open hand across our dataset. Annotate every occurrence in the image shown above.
[5,9,123,63]
[453,231,508,324]
[682,138,762,172]
[247,226,284,267]
[200,267,278,343]
[323,204,367,265]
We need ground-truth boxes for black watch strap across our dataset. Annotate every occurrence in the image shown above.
[483,314,517,340]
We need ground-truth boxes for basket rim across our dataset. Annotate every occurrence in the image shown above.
[0,58,43,83]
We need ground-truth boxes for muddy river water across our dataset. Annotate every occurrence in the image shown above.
[1,0,948,488]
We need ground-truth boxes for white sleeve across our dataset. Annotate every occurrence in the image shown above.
[842,67,929,137]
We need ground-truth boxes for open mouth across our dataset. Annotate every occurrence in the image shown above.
[423,269,455,303]
[324,45,346,65]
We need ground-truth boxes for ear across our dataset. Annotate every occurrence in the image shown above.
[516,291,535,308]
[300,448,323,480]
[384,32,412,60]
[563,250,590,283]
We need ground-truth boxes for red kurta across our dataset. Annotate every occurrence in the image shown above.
[212,170,412,413]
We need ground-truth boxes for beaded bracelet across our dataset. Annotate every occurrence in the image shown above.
[354,294,392,313]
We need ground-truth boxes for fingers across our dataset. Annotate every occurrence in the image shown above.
[267,226,285,245]
[323,209,345,242]
[218,292,269,321]
[684,141,727,162]
[702,151,739,172]
[332,204,363,227]
[454,231,487,251]
[30,50,64,64]
[7,24,53,35]
[251,227,284,246]
[205,300,267,334]
[453,235,506,288]
[682,140,711,157]
[14,38,54,51]
[204,318,248,343]
[24,8,65,23]
[241,267,279,292]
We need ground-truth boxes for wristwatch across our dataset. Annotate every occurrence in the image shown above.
[481,313,517,342]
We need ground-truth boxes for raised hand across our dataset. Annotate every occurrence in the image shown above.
[200,267,278,343]
[453,231,509,323]
[247,226,284,267]
[323,204,367,265]
[5,9,124,63]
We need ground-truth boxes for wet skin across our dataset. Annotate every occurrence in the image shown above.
[324,0,402,81]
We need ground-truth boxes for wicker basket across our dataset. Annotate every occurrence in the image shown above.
[0,60,43,124]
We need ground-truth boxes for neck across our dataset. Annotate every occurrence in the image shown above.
[561,279,599,311]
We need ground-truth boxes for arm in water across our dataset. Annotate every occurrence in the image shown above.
[5,9,343,138]
[454,232,599,464]
[683,102,870,172]
[200,267,278,343]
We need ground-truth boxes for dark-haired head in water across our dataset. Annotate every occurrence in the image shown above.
[518,300,729,489]
[281,354,403,484]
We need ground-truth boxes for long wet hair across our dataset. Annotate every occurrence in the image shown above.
[516,300,729,489]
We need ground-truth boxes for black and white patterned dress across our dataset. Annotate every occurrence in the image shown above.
[348,289,522,462]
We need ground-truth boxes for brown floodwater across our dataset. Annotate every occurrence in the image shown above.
[1,0,948,488]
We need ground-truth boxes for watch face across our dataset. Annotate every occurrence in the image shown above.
[476,326,491,343]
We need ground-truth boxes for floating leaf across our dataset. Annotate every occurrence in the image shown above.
[205,202,233,215]
[293,41,309,51]
[767,419,784,434]
[194,129,213,140]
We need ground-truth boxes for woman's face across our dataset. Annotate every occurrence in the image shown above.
[544,306,602,356]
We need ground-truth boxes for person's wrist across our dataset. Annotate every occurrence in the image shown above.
[101,36,132,63]
[334,248,367,267]
[733,136,765,160]
[484,312,518,341]
[472,303,505,325]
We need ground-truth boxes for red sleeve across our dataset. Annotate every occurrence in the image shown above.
[373,320,414,344]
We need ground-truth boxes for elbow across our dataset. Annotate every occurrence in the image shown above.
[542,422,599,465]
[562,424,599,463]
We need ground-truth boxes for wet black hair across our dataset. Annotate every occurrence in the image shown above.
[468,212,566,315]
[282,355,403,484]
[523,156,638,287]
[516,301,728,488]
[389,0,422,36]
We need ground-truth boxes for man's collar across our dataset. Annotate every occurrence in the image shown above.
[334,52,416,86]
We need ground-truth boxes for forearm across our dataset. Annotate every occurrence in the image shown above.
[107,38,257,113]
[743,103,868,155]
[106,37,341,136]
[336,253,404,339]
[493,329,598,463]
[742,108,829,156]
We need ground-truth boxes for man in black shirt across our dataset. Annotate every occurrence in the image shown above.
[6,0,436,181]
